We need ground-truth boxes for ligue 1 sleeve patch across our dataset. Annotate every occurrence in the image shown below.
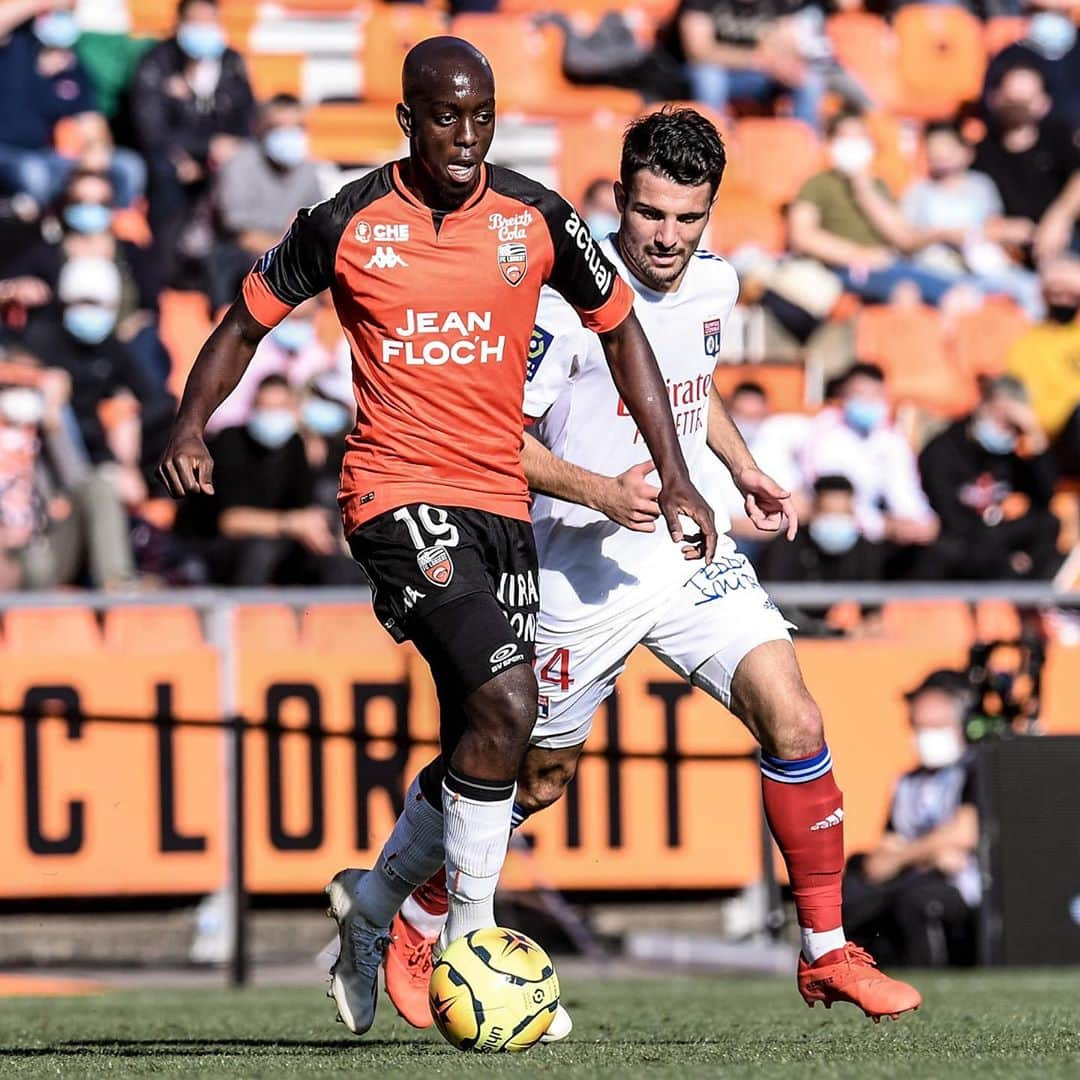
[526,325,554,381]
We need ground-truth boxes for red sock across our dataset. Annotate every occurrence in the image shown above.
[412,866,448,917]
[760,744,844,931]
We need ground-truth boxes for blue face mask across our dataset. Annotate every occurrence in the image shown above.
[263,126,309,169]
[63,202,112,235]
[248,407,297,449]
[302,397,350,436]
[586,211,620,241]
[34,12,79,49]
[843,397,888,436]
[1027,12,1077,60]
[973,417,1017,455]
[809,513,860,556]
[63,303,116,345]
[177,23,227,61]
[271,318,314,354]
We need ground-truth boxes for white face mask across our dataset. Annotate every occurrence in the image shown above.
[914,728,964,770]
[830,135,875,177]
[0,387,45,426]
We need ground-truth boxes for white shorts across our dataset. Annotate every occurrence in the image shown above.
[531,550,794,750]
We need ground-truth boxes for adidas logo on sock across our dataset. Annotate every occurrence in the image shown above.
[810,808,844,831]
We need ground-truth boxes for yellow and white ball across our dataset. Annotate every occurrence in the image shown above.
[428,927,560,1052]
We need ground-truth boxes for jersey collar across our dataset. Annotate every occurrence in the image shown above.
[389,160,490,216]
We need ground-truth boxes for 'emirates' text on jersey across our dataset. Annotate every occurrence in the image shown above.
[241,162,633,533]
[524,238,739,627]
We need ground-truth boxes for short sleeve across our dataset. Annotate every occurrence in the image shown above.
[971,171,1004,219]
[523,288,590,420]
[540,197,633,334]
[794,172,827,206]
[241,197,339,327]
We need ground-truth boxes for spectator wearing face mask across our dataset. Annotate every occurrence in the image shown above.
[0,0,145,209]
[901,123,1043,319]
[20,257,176,505]
[1008,258,1080,476]
[982,1,1080,134]
[126,0,255,284]
[175,373,358,585]
[801,363,940,576]
[209,93,323,310]
[788,110,976,307]
[203,298,337,436]
[918,375,1059,580]
[843,668,979,969]
[579,177,620,241]
[0,361,136,589]
[974,62,1080,269]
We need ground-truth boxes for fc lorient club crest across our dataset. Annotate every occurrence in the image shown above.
[417,545,454,587]
[498,242,528,286]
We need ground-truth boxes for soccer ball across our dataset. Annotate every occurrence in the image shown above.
[428,927,560,1052]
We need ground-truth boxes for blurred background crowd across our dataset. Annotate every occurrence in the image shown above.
[0,0,1077,608]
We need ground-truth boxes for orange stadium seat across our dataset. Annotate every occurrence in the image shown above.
[705,192,785,254]
[864,110,921,197]
[950,301,1030,380]
[974,599,1022,642]
[306,101,404,164]
[103,607,204,652]
[280,0,370,11]
[361,5,448,103]
[234,605,299,652]
[299,604,385,651]
[557,115,630,210]
[827,14,902,113]
[711,364,806,412]
[5,608,101,652]
[723,118,823,207]
[881,600,975,643]
[128,0,175,37]
[984,16,1029,57]
[449,15,642,116]
[246,53,305,100]
[160,291,213,398]
[893,5,987,120]
[220,0,259,51]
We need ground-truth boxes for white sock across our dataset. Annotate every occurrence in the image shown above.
[801,926,847,963]
[442,771,515,945]
[353,774,445,929]
[400,892,448,939]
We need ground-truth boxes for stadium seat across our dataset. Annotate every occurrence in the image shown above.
[246,53,305,100]
[893,5,987,120]
[557,115,630,211]
[856,304,972,414]
[863,110,921,197]
[705,192,785,255]
[306,101,404,165]
[975,600,1022,642]
[220,0,260,51]
[128,0,174,37]
[360,5,448,103]
[159,291,213,398]
[827,14,901,113]
[103,607,204,652]
[299,604,384,651]
[722,118,823,208]
[881,600,975,643]
[950,301,1030,380]
[711,364,806,412]
[984,16,1029,57]
[234,604,299,652]
[5,608,101,652]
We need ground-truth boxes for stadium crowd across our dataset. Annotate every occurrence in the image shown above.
[0,0,1076,604]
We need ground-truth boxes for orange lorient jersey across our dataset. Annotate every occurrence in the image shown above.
[242,161,633,535]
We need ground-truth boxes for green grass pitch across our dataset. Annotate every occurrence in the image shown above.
[1,970,1078,1078]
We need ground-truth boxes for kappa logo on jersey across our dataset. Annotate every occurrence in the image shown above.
[417,544,453,587]
[355,221,410,244]
[703,318,722,357]
[488,210,533,241]
[526,325,553,381]
[365,245,409,270]
[498,242,528,286]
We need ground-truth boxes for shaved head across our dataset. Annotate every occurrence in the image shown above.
[402,36,494,106]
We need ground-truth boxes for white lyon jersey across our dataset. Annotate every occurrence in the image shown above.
[524,239,738,629]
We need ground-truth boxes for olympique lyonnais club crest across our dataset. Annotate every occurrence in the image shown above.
[703,318,722,357]
[498,242,528,286]
[417,545,454,587]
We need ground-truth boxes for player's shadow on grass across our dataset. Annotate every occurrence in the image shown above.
[2,1038,450,1058]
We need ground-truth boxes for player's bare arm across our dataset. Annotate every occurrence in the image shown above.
[707,383,798,541]
[599,309,717,559]
[521,431,660,532]
[157,296,269,497]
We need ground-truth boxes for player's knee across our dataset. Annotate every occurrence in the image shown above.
[465,664,538,752]
[767,694,825,760]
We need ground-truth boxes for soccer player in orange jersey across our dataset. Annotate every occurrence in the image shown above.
[158,37,715,1037]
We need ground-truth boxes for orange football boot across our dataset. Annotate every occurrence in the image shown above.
[798,943,922,1022]
[384,911,438,1028]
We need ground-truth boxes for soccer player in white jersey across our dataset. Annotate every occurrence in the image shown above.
[352,107,922,1037]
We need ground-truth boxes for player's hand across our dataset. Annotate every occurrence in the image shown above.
[282,507,337,557]
[658,473,716,562]
[735,465,798,541]
[158,429,215,498]
[596,461,661,533]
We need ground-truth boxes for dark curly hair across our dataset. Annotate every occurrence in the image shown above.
[620,107,727,196]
